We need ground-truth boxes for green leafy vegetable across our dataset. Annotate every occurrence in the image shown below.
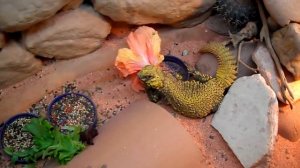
[4,118,85,165]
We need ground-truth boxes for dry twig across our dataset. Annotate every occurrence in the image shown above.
[237,41,258,73]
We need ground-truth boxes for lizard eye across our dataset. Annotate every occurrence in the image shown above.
[139,75,151,82]
[145,75,152,81]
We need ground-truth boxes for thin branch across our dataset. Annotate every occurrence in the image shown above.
[237,41,258,73]
[256,0,294,108]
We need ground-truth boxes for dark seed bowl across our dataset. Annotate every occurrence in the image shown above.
[0,113,38,164]
[162,55,189,81]
[47,93,97,132]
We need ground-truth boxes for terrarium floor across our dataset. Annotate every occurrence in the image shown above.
[1,23,300,168]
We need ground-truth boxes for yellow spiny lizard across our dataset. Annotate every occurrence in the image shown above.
[138,42,237,118]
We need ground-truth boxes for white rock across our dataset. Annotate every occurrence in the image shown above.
[212,74,278,168]
[0,41,42,89]
[93,0,215,25]
[0,0,73,32]
[23,7,111,59]
[252,43,285,103]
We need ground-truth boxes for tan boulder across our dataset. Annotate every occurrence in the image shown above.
[279,102,300,142]
[59,100,208,168]
[0,41,42,89]
[272,23,300,79]
[23,7,111,59]
[263,0,300,26]
[0,0,73,32]
[93,0,215,25]
[62,0,83,11]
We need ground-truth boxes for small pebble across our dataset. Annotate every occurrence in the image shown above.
[182,49,189,56]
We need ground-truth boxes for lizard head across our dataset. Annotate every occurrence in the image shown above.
[138,65,164,89]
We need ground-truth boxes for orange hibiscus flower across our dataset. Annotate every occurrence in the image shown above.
[115,26,164,91]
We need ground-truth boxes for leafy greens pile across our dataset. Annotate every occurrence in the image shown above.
[4,118,85,164]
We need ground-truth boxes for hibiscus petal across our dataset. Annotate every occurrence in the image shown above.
[127,26,164,66]
[115,48,146,77]
[127,30,150,65]
[146,30,164,65]
[130,73,145,92]
[148,46,164,65]
[115,26,164,92]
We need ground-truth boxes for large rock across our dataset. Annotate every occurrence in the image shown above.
[252,43,285,103]
[0,0,73,32]
[212,74,278,168]
[263,0,300,26]
[57,100,208,168]
[272,23,300,79]
[279,102,300,142]
[0,41,42,89]
[23,7,111,59]
[93,0,215,25]
[61,0,83,11]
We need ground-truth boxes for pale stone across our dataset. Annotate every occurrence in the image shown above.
[23,7,111,59]
[263,0,300,26]
[93,0,215,25]
[272,23,300,79]
[0,0,72,32]
[212,74,278,168]
[0,41,42,89]
[252,43,285,103]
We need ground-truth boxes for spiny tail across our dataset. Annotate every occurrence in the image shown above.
[200,42,237,88]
